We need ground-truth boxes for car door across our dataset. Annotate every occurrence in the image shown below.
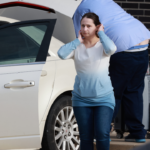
[0,19,56,149]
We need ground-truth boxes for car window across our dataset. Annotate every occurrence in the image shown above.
[0,21,9,27]
[0,23,47,65]
[19,25,47,45]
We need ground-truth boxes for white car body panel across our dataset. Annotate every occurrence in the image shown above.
[0,15,77,149]
[48,36,64,59]
[0,135,40,150]
[41,59,76,121]
[38,61,56,122]
[0,16,18,23]
[0,1,78,149]
[0,64,43,149]
[0,16,58,149]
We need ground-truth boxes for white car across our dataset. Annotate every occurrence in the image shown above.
[0,1,80,150]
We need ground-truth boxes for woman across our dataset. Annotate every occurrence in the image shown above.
[73,1,150,142]
[57,13,117,150]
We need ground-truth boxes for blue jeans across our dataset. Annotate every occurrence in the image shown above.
[73,106,113,150]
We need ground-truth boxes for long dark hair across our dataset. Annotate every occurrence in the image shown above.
[80,12,101,37]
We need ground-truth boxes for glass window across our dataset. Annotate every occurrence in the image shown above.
[0,24,47,65]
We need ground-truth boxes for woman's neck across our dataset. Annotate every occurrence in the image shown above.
[83,36,99,45]
[83,36,100,48]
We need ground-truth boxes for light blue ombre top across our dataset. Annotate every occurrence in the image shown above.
[73,0,150,53]
[58,31,117,110]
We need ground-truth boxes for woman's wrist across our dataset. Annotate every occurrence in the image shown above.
[98,30,104,34]
[78,37,82,43]
[74,38,81,46]
[97,24,104,32]
[97,30,104,38]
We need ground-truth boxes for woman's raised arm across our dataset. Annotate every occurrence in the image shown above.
[57,39,81,60]
[98,31,117,56]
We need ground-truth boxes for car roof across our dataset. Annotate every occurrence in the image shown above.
[0,16,18,24]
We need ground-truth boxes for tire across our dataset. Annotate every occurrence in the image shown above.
[42,95,80,150]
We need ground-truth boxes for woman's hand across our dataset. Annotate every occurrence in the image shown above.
[97,24,104,32]
[78,30,84,43]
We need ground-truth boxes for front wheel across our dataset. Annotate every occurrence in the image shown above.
[43,95,80,150]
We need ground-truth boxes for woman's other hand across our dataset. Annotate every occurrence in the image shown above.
[98,24,104,32]
[78,30,84,43]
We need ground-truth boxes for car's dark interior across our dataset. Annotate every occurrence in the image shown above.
[0,21,9,27]
[0,24,44,64]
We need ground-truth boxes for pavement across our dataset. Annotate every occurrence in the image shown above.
[8,131,150,150]
[94,131,150,150]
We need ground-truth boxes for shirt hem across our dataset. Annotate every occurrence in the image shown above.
[72,103,114,110]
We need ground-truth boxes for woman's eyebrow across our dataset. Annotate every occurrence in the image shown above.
[81,23,91,26]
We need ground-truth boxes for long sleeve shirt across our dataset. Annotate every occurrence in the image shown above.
[58,31,117,109]
[73,0,150,53]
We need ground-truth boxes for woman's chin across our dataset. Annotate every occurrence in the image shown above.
[83,35,89,38]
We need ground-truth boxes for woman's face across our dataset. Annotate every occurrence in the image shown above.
[80,17,99,39]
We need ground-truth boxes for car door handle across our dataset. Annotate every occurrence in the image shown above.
[4,81,35,88]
